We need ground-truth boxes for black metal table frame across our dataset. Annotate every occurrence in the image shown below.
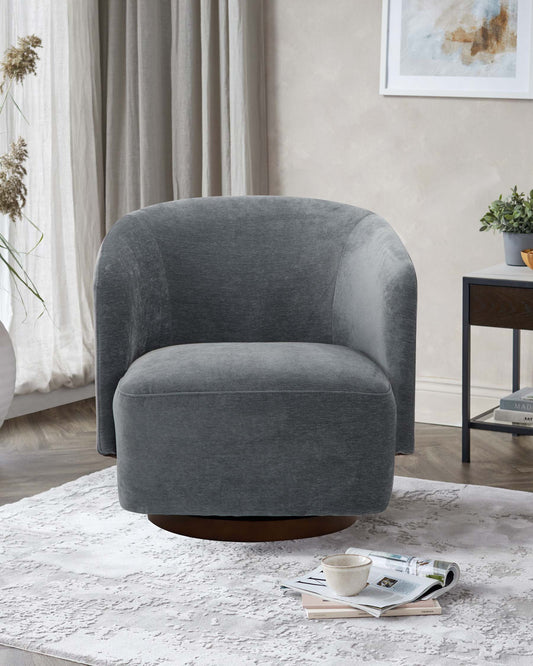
[462,275,533,463]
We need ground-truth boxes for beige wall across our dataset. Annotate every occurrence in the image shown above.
[265,0,533,424]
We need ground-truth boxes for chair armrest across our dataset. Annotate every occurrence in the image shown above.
[332,214,417,454]
[94,214,172,455]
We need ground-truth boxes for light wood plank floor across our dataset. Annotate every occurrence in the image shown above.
[0,399,532,665]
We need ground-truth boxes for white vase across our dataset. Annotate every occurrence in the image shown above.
[0,320,16,428]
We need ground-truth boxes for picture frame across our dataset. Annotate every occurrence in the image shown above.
[380,0,533,99]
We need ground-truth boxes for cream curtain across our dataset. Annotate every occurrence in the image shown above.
[1,0,267,394]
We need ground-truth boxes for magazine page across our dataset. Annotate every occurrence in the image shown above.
[281,563,442,617]
[345,548,460,597]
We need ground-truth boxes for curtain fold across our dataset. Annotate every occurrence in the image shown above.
[2,0,268,394]
[101,0,268,229]
[101,0,174,230]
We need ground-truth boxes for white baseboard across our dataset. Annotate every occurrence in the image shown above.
[415,377,506,427]
[6,382,95,420]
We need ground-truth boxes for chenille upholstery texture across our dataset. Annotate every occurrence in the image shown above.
[94,196,417,516]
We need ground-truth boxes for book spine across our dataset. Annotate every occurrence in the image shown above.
[500,399,533,412]
[494,408,533,424]
[306,606,442,619]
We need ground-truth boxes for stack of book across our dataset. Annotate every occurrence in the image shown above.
[494,387,533,424]
[301,594,441,619]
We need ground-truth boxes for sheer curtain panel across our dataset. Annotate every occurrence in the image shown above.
[1,0,102,393]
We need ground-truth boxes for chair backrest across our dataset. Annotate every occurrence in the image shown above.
[102,196,371,346]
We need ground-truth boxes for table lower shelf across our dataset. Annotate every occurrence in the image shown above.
[470,406,533,435]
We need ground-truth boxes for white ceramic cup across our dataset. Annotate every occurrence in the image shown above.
[321,554,372,596]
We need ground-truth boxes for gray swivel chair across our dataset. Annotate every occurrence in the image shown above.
[95,196,416,541]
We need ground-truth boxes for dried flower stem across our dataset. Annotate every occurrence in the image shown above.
[0,137,28,222]
[0,231,44,306]
[0,34,44,309]
[0,81,13,116]
[0,35,42,93]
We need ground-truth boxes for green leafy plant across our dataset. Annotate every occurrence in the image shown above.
[480,186,533,234]
[0,34,44,309]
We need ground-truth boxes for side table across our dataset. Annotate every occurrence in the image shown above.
[463,264,533,463]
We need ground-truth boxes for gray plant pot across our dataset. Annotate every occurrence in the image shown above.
[503,232,533,266]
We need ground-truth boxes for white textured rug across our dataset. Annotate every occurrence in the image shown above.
[0,468,532,666]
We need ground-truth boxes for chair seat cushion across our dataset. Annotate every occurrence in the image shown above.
[113,342,396,516]
[116,342,391,396]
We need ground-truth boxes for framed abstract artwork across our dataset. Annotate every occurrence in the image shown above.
[380,0,533,98]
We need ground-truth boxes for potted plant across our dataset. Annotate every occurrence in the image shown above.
[0,35,43,428]
[480,186,533,266]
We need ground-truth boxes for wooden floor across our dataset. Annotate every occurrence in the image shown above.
[0,399,532,665]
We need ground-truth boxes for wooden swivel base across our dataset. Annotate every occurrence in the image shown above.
[147,514,357,542]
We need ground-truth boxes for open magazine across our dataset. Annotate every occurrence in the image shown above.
[281,548,460,618]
